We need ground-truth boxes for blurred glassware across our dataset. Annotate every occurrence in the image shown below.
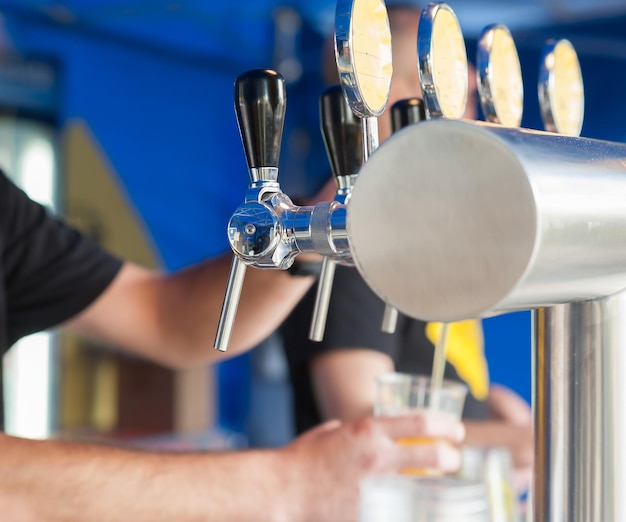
[360,475,491,522]
[458,446,519,522]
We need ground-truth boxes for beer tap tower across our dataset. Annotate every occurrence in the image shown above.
[348,6,626,521]
[216,1,626,520]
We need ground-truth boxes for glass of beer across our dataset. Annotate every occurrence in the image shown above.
[374,373,467,475]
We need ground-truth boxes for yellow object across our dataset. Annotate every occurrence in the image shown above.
[425,321,489,400]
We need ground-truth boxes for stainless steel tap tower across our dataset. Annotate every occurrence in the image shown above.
[216,1,626,520]
[350,116,626,522]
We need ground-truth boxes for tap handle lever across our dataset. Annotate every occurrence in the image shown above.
[235,69,287,172]
[214,257,247,352]
[320,85,364,179]
[309,85,365,342]
[216,70,287,352]
[390,98,426,132]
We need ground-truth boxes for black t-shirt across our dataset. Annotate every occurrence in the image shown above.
[0,171,123,426]
[281,265,488,434]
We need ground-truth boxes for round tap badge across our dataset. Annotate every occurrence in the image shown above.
[477,24,524,127]
[335,0,393,117]
[418,3,468,119]
[539,39,585,137]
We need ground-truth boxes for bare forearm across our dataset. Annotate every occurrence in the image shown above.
[0,434,292,522]
[67,257,315,368]
[161,256,314,359]
[0,414,466,522]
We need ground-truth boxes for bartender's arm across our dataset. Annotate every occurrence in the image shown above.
[64,177,340,368]
[65,258,315,368]
[0,415,463,521]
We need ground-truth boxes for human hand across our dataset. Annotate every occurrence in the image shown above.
[281,414,464,522]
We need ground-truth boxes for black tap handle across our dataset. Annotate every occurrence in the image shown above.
[235,69,286,169]
[391,98,426,132]
[320,85,364,178]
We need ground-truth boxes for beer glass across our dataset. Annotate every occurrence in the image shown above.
[375,373,467,474]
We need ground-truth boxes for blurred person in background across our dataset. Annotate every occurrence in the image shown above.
[281,0,533,492]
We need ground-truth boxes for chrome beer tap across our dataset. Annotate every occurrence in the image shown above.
[214,69,288,352]
[214,69,351,352]
[309,85,364,342]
